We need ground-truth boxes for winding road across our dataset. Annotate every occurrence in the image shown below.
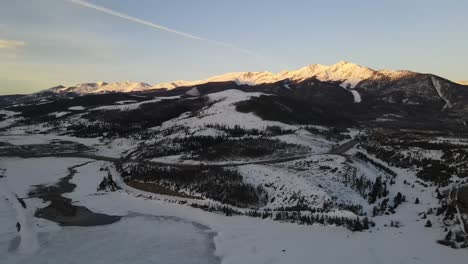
[0,139,359,169]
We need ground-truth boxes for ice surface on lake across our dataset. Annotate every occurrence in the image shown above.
[1,157,468,264]
[3,215,219,264]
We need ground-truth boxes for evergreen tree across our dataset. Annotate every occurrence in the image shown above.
[363,217,370,230]
[445,230,453,241]
[425,220,432,227]
[372,206,379,217]
[393,192,403,207]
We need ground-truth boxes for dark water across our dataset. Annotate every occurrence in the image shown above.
[29,161,120,226]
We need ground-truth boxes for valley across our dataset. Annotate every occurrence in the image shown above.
[1,61,468,263]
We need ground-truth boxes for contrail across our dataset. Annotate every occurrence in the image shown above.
[65,0,258,56]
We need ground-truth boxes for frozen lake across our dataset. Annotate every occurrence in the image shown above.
[3,215,220,264]
[2,157,468,264]
[0,158,218,264]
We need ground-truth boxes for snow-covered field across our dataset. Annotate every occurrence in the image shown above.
[1,157,467,264]
[157,90,296,134]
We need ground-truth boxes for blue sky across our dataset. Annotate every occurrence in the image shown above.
[1,0,467,95]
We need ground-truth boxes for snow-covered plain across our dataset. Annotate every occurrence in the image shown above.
[1,158,467,264]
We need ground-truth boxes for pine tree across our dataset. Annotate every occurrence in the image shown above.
[393,192,403,206]
[363,217,370,230]
[372,206,379,217]
[445,230,453,241]
[425,220,432,227]
[415,198,420,204]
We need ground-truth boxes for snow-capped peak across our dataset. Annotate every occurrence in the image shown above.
[96,81,108,87]
[153,61,381,90]
[94,81,152,93]
[44,61,419,94]
[312,61,376,88]
[50,81,151,94]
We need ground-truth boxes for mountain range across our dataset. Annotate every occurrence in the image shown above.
[46,61,455,94]
[1,61,467,131]
[39,61,468,115]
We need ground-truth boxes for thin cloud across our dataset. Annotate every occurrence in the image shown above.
[65,0,258,56]
[0,39,26,49]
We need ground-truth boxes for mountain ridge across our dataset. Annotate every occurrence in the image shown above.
[43,61,448,94]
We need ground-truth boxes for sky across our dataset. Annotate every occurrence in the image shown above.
[0,0,467,95]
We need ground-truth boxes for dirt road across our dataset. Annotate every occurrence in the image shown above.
[328,139,359,155]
